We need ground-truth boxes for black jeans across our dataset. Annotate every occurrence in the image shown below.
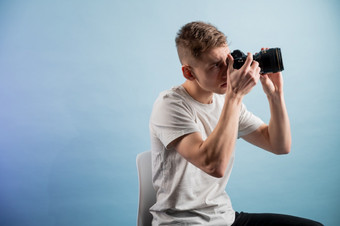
[231,211,323,226]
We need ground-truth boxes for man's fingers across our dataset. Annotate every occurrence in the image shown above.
[227,54,234,71]
[241,52,253,70]
[251,60,259,70]
[255,66,261,77]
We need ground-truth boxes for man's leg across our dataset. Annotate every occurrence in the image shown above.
[231,211,323,226]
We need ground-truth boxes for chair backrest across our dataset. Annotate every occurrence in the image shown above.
[136,151,156,226]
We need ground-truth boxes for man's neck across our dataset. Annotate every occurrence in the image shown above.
[182,81,214,104]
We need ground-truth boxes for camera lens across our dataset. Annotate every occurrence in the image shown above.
[254,48,284,74]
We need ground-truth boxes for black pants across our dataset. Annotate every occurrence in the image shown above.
[231,211,323,226]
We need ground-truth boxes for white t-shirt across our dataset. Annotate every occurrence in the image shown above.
[149,85,264,225]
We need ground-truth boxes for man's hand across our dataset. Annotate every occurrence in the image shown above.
[226,52,261,97]
[260,72,284,96]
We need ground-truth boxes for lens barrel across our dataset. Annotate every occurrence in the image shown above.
[231,48,284,74]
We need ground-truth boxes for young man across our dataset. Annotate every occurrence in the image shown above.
[149,21,322,226]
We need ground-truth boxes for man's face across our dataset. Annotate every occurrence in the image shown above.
[190,45,230,95]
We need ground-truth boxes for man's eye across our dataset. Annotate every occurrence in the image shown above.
[210,62,221,70]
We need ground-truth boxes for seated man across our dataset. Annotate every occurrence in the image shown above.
[149,21,323,226]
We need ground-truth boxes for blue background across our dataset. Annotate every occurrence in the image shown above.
[1,0,339,225]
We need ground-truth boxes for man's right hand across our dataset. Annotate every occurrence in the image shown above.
[226,52,261,97]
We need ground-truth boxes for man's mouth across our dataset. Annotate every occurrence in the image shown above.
[221,82,227,88]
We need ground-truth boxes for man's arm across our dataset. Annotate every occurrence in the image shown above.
[242,92,291,154]
[174,53,261,178]
[242,50,291,155]
[174,94,242,178]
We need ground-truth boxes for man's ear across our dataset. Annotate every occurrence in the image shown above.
[182,65,196,81]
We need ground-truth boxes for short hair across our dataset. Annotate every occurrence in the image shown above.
[175,21,227,64]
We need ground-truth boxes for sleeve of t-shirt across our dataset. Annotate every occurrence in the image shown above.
[150,92,200,148]
[238,103,264,138]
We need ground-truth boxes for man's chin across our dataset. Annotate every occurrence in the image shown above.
[215,89,227,95]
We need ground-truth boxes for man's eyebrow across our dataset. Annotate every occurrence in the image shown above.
[209,60,222,65]
[209,58,226,65]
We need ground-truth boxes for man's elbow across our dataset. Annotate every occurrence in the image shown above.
[211,167,225,178]
[274,143,291,155]
[276,148,290,155]
[203,163,226,178]
[208,162,229,178]
[201,150,231,178]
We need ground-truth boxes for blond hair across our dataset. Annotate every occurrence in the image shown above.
[175,21,227,64]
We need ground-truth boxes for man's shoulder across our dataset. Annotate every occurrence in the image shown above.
[157,85,186,99]
[151,86,196,120]
[154,85,191,106]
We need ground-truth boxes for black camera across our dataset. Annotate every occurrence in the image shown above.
[230,48,284,74]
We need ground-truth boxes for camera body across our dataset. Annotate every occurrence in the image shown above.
[231,48,284,74]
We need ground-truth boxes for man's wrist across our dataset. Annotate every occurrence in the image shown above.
[225,91,243,104]
[267,91,284,103]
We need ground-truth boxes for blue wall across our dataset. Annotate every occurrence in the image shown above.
[0,0,339,225]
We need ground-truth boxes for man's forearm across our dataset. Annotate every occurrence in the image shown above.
[174,93,243,178]
[267,92,291,154]
[199,94,242,177]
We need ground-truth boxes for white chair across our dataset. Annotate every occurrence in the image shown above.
[136,151,156,226]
